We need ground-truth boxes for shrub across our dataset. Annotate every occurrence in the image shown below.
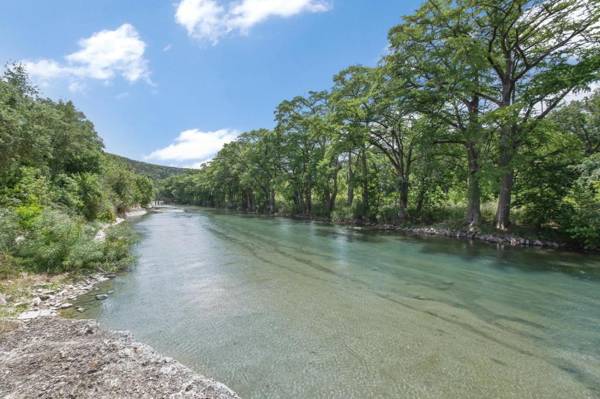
[15,209,102,273]
[101,223,138,272]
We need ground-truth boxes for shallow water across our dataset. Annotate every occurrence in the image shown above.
[73,207,600,398]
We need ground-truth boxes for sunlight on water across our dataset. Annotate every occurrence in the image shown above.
[73,207,600,398]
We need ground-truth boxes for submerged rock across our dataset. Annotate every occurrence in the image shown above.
[95,294,109,300]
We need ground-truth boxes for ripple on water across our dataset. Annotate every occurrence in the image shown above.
[70,208,600,399]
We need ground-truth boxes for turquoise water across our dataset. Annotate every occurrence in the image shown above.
[74,207,600,398]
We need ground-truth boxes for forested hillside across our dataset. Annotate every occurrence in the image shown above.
[0,65,154,276]
[160,0,600,249]
[107,154,189,181]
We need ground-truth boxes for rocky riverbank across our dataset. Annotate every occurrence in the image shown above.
[0,208,241,398]
[15,272,112,320]
[366,225,567,249]
[0,317,240,398]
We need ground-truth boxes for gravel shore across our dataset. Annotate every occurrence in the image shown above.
[0,317,240,399]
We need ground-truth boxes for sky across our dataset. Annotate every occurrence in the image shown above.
[1,0,423,168]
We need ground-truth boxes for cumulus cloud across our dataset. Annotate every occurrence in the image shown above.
[175,0,331,44]
[23,24,150,91]
[146,128,239,168]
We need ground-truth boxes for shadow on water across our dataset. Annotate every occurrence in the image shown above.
[414,236,600,281]
[66,207,600,399]
[197,206,600,280]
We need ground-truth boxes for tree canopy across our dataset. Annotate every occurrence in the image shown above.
[160,0,600,249]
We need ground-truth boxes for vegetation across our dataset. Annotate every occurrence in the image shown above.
[0,65,153,277]
[107,154,190,181]
[159,0,600,249]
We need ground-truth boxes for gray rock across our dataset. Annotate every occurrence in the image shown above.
[0,317,240,398]
[0,294,6,306]
[95,294,109,300]
[60,303,73,309]
[17,309,54,320]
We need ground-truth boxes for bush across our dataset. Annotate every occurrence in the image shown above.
[15,209,103,273]
[101,223,139,272]
[8,207,139,274]
[0,209,20,278]
[560,183,600,249]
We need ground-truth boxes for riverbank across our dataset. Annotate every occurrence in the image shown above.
[179,205,576,251]
[0,317,240,398]
[0,208,241,398]
[360,224,569,250]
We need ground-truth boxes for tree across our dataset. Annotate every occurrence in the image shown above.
[552,90,600,156]
[275,92,330,216]
[473,0,600,229]
[387,1,494,228]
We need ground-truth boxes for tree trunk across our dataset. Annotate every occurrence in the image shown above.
[495,127,514,230]
[328,165,340,217]
[415,183,426,219]
[495,74,515,231]
[397,175,409,223]
[465,142,481,229]
[495,169,513,230]
[360,147,369,219]
[347,151,354,206]
[305,186,312,216]
[269,189,276,214]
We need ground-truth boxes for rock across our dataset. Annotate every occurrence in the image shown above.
[105,273,117,279]
[107,290,114,295]
[31,297,42,307]
[60,303,73,309]
[95,294,109,300]
[0,294,7,306]
[18,309,54,320]
[76,307,85,313]
[0,317,240,398]
[39,294,51,301]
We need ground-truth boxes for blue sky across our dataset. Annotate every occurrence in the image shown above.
[1,0,422,167]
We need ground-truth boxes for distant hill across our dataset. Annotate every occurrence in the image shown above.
[107,154,191,180]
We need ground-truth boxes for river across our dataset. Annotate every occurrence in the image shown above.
[73,207,600,398]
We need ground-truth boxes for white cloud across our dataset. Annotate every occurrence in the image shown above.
[146,128,239,167]
[68,81,86,93]
[175,0,331,44]
[23,24,151,89]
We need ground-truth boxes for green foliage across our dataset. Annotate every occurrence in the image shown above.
[101,223,139,272]
[107,154,189,180]
[0,64,154,275]
[4,1,600,251]
[13,209,97,273]
[560,155,600,249]
[157,0,600,249]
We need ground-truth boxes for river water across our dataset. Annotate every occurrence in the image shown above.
[73,207,600,398]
